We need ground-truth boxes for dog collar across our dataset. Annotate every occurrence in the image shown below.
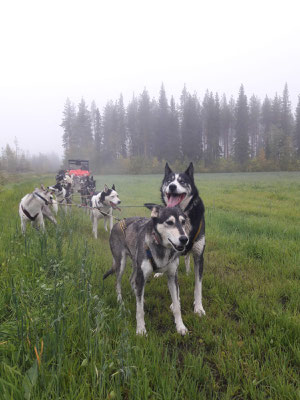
[152,231,162,245]
[34,192,49,205]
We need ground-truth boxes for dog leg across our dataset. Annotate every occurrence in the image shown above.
[116,251,127,303]
[132,261,152,335]
[193,248,206,316]
[21,217,27,235]
[104,216,108,232]
[92,213,98,239]
[36,214,45,233]
[109,210,113,232]
[167,271,188,335]
[185,254,191,274]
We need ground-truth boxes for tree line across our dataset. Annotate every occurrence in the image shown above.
[61,83,300,173]
[0,140,60,174]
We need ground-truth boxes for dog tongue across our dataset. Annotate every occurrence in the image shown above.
[167,194,184,207]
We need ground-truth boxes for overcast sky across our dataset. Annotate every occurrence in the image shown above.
[1,0,300,156]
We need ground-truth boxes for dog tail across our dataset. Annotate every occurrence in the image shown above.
[103,268,114,280]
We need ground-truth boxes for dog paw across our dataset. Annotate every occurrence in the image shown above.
[136,327,147,336]
[177,325,188,336]
[154,273,163,279]
[194,306,206,316]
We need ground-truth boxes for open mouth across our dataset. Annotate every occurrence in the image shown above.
[166,193,186,207]
[168,239,185,252]
[110,202,121,211]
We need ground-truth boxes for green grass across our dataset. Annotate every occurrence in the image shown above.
[0,172,299,399]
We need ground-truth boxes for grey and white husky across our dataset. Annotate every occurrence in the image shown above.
[160,162,206,317]
[90,184,121,239]
[19,186,57,234]
[104,204,189,336]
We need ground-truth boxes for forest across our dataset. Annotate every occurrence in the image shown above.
[61,83,300,173]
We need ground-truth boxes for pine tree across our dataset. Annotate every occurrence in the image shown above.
[181,93,202,161]
[102,100,118,163]
[203,92,220,165]
[127,95,139,157]
[249,95,261,157]
[234,85,249,164]
[138,88,153,158]
[60,98,76,164]
[295,95,300,158]
[281,83,293,137]
[168,96,181,162]
[116,94,127,158]
[73,98,93,159]
[154,84,170,161]
[261,96,272,159]
[93,108,102,170]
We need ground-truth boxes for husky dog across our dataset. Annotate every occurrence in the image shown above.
[91,184,121,239]
[160,162,206,316]
[104,204,189,336]
[48,183,71,212]
[19,186,57,234]
[79,176,96,207]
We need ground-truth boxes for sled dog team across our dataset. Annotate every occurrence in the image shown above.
[19,163,205,336]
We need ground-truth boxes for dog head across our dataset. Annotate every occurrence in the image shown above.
[47,183,63,193]
[34,187,54,205]
[99,184,121,209]
[145,204,188,252]
[160,162,197,210]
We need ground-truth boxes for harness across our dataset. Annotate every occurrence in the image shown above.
[21,206,39,221]
[22,192,49,221]
[192,218,203,244]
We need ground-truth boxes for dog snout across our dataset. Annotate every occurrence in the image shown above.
[118,200,121,204]
[179,235,188,245]
[168,184,177,193]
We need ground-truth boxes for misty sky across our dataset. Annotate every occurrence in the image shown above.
[1,0,300,156]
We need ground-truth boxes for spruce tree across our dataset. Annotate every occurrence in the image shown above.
[181,93,202,161]
[249,95,261,157]
[60,98,76,164]
[295,95,300,158]
[234,85,249,164]
[261,96,272,159]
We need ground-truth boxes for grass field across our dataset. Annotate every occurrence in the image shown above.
[0,172,299,399]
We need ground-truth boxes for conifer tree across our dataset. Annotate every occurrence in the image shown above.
[126,95,139,157]
[181,93,202,161]
[60,98,76,164]
[295,95,300,158]
[249,95,261,157]
[234,85,249,164]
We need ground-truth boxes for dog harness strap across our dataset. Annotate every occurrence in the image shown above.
[145,246,159,271]
[119,219,127,236]
[192,218,203,244]
[34,192,49,205]
[21,205,39,221]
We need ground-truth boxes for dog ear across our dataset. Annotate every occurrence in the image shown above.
[112,184,115,190]
[185,162,194,178]
[41,184,46,191]
[144,203,161,218]
[165,162,173,176]
[104,184,109,193]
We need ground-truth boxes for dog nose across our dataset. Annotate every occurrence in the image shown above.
[179,236,188,245]
[118,200,121,204]
[169,184,177,192]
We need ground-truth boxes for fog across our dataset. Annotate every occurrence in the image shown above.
[1,0,300,156]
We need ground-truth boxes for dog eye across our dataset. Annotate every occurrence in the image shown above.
[166,220,174,226]
[181,220,186,225]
